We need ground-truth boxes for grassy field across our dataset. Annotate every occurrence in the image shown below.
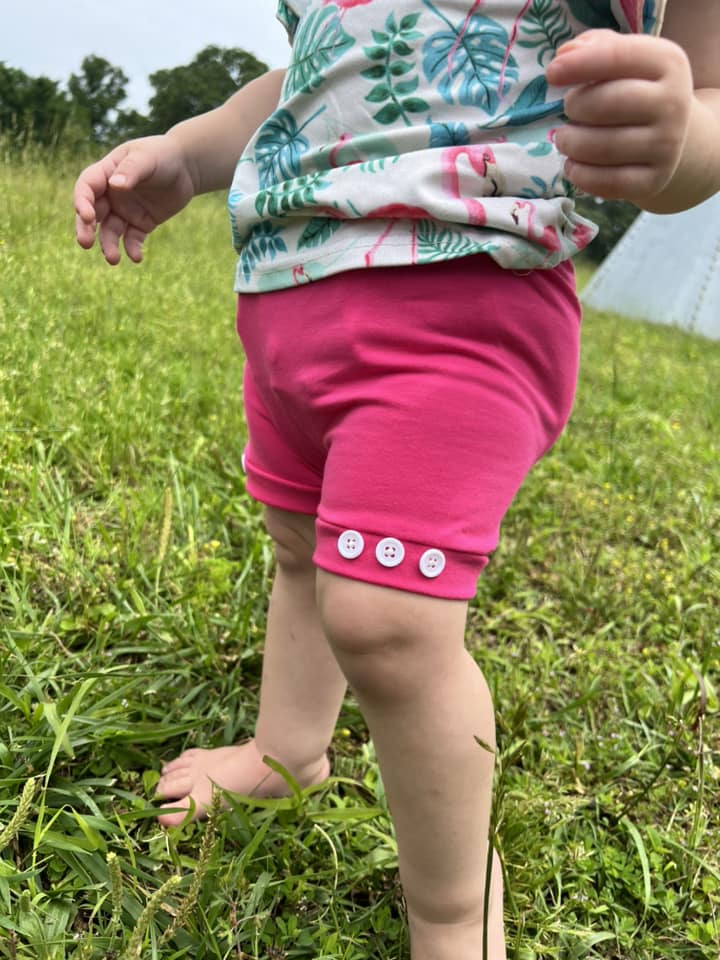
[0,160,718,960]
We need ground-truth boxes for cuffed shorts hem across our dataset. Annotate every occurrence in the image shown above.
[314,519,489,600]
[244,450,320,516]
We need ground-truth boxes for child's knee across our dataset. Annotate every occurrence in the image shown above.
[316,571,467,698]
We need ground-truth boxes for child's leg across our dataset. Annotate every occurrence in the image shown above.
[156,506,347,826]
[317,570,506,960]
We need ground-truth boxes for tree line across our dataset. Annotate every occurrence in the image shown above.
[0,46,268,150]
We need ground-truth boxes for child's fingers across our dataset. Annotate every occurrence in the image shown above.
[557,124,658,168]
[563,78,659,127]
[546,32,681,87]
[123,226,147,263]
[74,160,117,247]
[107,149,158,192]
[98,213,128,265]
[563,160,656,201]
[73,178,101,249]
[75,211,97,250]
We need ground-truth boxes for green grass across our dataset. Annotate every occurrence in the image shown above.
[1,161,718,960]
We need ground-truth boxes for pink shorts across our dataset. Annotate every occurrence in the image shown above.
[236,255,580,600]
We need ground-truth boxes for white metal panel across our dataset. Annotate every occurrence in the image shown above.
[581,192,720,340]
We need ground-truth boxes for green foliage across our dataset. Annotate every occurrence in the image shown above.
[67,56,128,143]
[0,62,72,148]
[576,196,640,263]
[0,164,718,959]
[1,44,267,151]
[145,46,268,135]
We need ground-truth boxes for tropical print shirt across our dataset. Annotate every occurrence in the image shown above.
[229,0,668,291]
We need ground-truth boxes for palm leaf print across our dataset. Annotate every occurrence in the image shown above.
[276,0,300,43]
[255,106,327,189]
[416,220,497,262]
[499,75,562,126]
[565,0,616,28]
[239,222,288,283]
[422,1,519,113]
[254,170,330,219]
[518,0,573,65]
[357,155,402,173]
[284,6,355,98]
[428,120,470,147]
[361,12,429,126]
[298,216,343,250]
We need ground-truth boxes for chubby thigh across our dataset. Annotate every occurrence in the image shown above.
[236,254,581,600]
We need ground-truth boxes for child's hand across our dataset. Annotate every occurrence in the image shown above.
[73,136,197,264]
[546,30,694,205]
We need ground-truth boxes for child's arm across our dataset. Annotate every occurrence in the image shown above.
[164,68,286,195]
[74,69,286,264]
[545,0,720,213]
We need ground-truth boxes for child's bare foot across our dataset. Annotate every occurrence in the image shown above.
[155,739,331,827]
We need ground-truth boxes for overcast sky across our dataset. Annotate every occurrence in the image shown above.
[5,0,291,112]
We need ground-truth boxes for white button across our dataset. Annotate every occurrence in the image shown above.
[419,549,446,578]
[376,537,405,568]
[337,530,365,560]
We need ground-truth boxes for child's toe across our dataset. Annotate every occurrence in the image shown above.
[157,800,194,828]
[160,749,202,775]
[156,771,193,799]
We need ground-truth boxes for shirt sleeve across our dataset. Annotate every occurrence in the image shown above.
[276,0,301,44]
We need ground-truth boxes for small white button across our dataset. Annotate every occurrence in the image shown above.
[337,530,365,560]
[419,549,446,578]
[376,537,405,568]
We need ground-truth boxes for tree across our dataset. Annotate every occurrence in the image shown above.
[145,45,268,134]
[0,62,71,146]
[68,55,128,143]
[575,197,641,264]
[110,108,152,141]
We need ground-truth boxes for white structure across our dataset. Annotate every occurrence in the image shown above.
[581,192,720,341]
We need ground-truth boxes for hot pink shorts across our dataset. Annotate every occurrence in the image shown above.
[236,255,580,600]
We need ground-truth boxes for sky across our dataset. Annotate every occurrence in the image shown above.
[4,0,292,112]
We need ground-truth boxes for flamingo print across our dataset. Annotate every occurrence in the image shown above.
[322,0,376,58]
[292,264,310,285]
[363,202,435,266]
[571,221,595,249]
[323,0,375,18]
[329,133,364,169]
[441,145,504,225]
[362,145,506,265]
[619,0,642,32]
[511,200,561,252]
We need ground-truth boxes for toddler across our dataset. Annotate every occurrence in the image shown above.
[74,2,720,957]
